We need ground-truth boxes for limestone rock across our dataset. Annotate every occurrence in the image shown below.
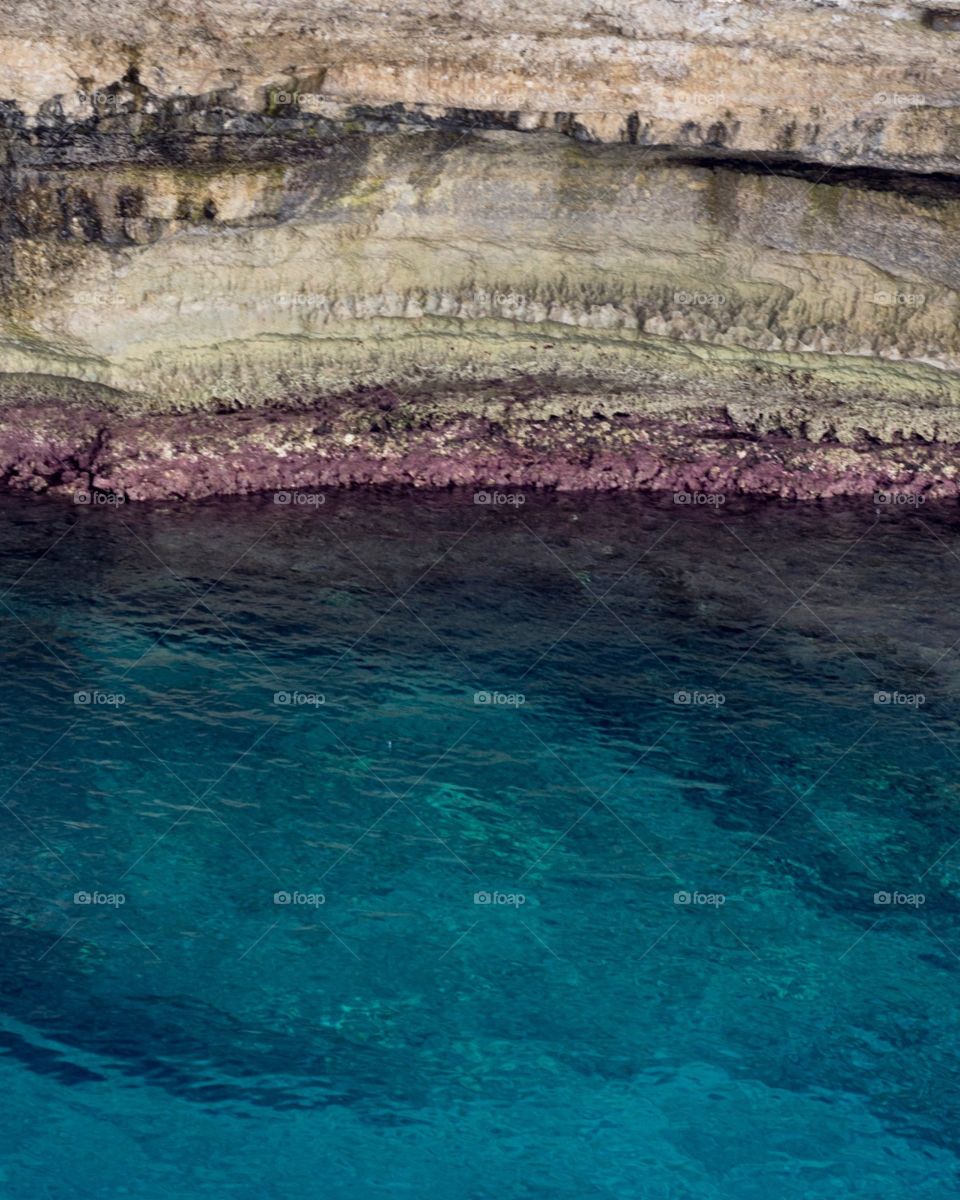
[1,1,960,497]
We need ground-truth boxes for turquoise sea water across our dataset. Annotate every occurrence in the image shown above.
[1,490,959,1198]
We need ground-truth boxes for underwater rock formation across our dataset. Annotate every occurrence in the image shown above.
[2,0,960,498]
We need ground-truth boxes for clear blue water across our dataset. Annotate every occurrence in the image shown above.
[1,490,959,1198]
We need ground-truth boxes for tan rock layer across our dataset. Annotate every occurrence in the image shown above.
[2,135,960,423]
[2,0,960,169]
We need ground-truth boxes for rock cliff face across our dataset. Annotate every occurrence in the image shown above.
[2,0,960,498]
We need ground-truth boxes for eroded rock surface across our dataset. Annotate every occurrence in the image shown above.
[2,1,960,499]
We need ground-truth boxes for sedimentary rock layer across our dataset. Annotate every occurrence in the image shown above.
[2,1,960,498]
[5,0,960,171]
[6,390,960,502]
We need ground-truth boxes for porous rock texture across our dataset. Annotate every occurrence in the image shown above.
[2,0,960,499]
